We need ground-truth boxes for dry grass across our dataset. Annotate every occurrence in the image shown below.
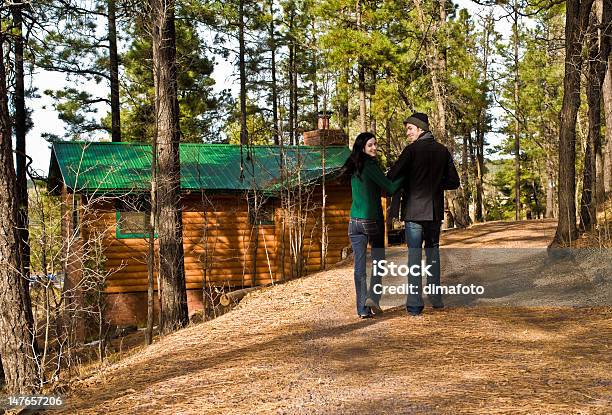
[44,220,611,414]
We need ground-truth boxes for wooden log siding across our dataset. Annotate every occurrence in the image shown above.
[73,182,352,295]
[81,196,274,293]
[61,188,86,339]
[276,182,351,279]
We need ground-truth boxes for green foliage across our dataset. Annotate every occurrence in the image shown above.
[447,9,485,132]
[316,0,421,148]
[27,181,63,276]
[44,88,107,137]
[34,1,111,140]
[20,0,572,224]
[119,16,223,143]
[36,0,225,142]
[225,100,276,145]
[486,157,546,220]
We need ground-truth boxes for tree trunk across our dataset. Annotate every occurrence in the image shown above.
[580,109,595,230]
[604,53,612,195]
[219,287,259,306]
[358,62,367,132]
[269,0,279,145]
[580,2,610,230]
[321,145,327,270]
[146,137,157,345]
[513,2,521,220]
[0,35,38,394]
[473,126,485,222]
[594,0,611,205]
[444,196,455,228]
[338,68,349,137]
[385,117,393,234]
[356,0,367,132]
[369,70,377,135]
[108,0,121,142]
[555,0,594,244]
[288,8,295,145]
[150,0,189,334]
[468,131,476,221]
[292,41,298,144]
[145,219,155,344]
[532,178,542,218]
[385,117,392,162]
[311,21,319,130]
[250,193,259,287]
[238,0,248,146]
[462,132,471,217]
[546,157,556,218]
[474,11,493,223]
[11,5,34,331]
[288,44,294,145]
[447,133,471,229]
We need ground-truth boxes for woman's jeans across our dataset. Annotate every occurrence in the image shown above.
[348,218,385,316]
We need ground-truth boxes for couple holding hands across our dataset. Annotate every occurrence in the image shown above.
[343,112,460,318]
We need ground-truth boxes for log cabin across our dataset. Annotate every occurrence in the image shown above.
[47,129,353,328]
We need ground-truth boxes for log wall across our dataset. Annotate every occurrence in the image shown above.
[74,181,351,295]
[64,180,352,325]
[80,195,276,294]
[61,187,86,338]
[275,181,351,279]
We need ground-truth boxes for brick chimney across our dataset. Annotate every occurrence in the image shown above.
[303,111,348,146]
[317,111,330,129]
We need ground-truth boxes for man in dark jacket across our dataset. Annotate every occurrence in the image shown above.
[388,112,460,316]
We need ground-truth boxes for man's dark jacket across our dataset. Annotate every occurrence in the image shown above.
[388,131,460,222]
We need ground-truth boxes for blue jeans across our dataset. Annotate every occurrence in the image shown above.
[348,218,385,316]
[405,221,443,313]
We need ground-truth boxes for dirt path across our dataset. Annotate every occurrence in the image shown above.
[440,219,558,248]
[382,219,611,308]
[52,220,611,414]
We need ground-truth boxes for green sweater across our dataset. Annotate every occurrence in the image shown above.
[350,158,404,220]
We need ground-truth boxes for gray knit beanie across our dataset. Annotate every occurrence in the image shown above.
[403,112,429,131]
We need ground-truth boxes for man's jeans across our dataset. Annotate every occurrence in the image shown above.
[348,218,385,316]
[405,221,443,314]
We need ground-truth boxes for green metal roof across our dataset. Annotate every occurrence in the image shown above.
[47,141,350,194]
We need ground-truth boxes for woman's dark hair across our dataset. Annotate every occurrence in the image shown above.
[341,132,376,178]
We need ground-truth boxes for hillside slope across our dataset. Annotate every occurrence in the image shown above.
[51,220,611,414]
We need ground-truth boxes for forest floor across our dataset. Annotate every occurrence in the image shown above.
[40,220,612,414]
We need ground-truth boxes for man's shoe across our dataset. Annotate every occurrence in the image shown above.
[359,313,374,319]
[406,306,424,316]
[365,298,383,314]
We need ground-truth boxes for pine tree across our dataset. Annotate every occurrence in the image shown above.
[579,0,611,230]
[36,0,122,140]
[120,8,220,143]
[0,30,38,395]
[149,0,189,334]
[555,0,594,244]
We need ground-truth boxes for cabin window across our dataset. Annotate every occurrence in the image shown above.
[248,197,275,226]
[115,196,155,239]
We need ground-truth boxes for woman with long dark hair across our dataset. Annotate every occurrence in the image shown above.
[343,132,403,318]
